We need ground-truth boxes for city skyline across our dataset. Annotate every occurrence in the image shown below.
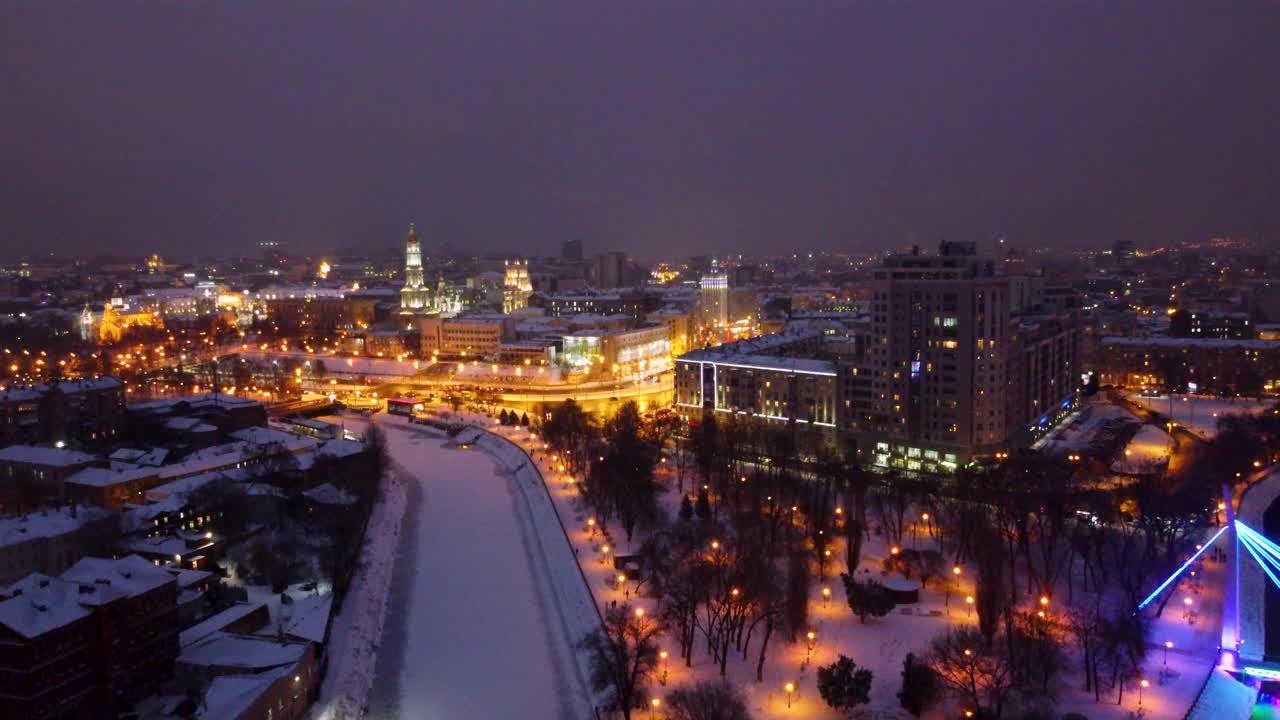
[4,1,1280,259]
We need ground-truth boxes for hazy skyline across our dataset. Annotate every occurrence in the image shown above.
[3,1,1279,260]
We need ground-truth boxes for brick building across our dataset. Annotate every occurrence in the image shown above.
[0,555,178,719]
[0,377,125,448]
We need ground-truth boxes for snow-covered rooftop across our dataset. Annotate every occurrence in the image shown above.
[0,377,122,404]
[0,574,94,639]
[1102,336,1277,350]
[181,602,267,648]
[65,465,157,488]
[129,392,262,413]
[0,445,97,467]
[59,555,175,605]
[317,438,366,459]
[276,593,332,644]
[180,631,309,671]
[303,483,357,506]
[200,665,294,719]
[230,426,319,454]
[0,506,113,548]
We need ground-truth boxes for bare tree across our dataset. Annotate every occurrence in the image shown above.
[928,627,1014,719]
[666,681,753,720]
[580,604,664,720]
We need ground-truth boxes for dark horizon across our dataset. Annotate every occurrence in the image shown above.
[3,1,1279,260]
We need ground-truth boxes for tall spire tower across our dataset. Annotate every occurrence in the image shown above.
[400,222,431,312]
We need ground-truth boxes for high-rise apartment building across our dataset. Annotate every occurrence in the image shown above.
[699,261,729,330]
[591,252,628,290]
[855,243,1081,469]
[561,239,584,262]
[674,242,1081,472]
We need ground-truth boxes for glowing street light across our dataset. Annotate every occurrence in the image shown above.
[784,681,796,708]
[1164,640,1173,666]
[659,649,669,685]
[822,587,832,608]
[965,595,974,617]
[650,697,661,719]
[1139,678,1149,708]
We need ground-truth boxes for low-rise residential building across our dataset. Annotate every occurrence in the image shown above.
[1097,336,1280,395]
[0,446,99,512]
[0,506,118,585]
[0,555,179,719]
[64,466,159,509]
[0,377,125,448]
[178,633,320,720]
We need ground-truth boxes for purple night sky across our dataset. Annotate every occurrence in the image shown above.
[2,1,1278,259]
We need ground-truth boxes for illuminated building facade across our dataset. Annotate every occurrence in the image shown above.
[699,262,729,330]
[400,223,431,312]
[503,258,532,313]
[561,323,671,378]
[675,332,834,428]
[674,244,1082,471]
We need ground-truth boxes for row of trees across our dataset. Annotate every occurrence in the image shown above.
[553,397,1217,718]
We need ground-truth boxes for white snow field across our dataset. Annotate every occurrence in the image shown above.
[311,413,597,720]
[1125,393,1275,439]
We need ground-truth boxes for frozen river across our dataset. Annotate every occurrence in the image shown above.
[364,422,572,720]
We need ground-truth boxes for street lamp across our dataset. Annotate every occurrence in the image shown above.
[659,650,669,685]
[1139,678,1149,708]
[650,697,661,719]
[1164,640,1173,666]
[600,545,610,566]
[965,595,974,618]
[822,587,832,608]
[784,682,796,708]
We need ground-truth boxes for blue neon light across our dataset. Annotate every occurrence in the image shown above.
[1244,666,1280,681]
[1135,524,1231,611]
[1234,523,1280,588]
[1237,532,1280,590]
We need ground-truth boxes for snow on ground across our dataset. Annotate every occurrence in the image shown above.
[1112,424,1172,474]
[353,415,592,720]
[310,402,1226,720]
[1034,400,1139,453]
[1125,393,1275,439]
[309,414,409,720]
[486,416,1227,720]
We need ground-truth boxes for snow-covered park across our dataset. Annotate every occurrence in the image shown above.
[1111,424,1172,474]
[307,406,1229,720]
[489,420,1226,720]
[1124,393,1275,439]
